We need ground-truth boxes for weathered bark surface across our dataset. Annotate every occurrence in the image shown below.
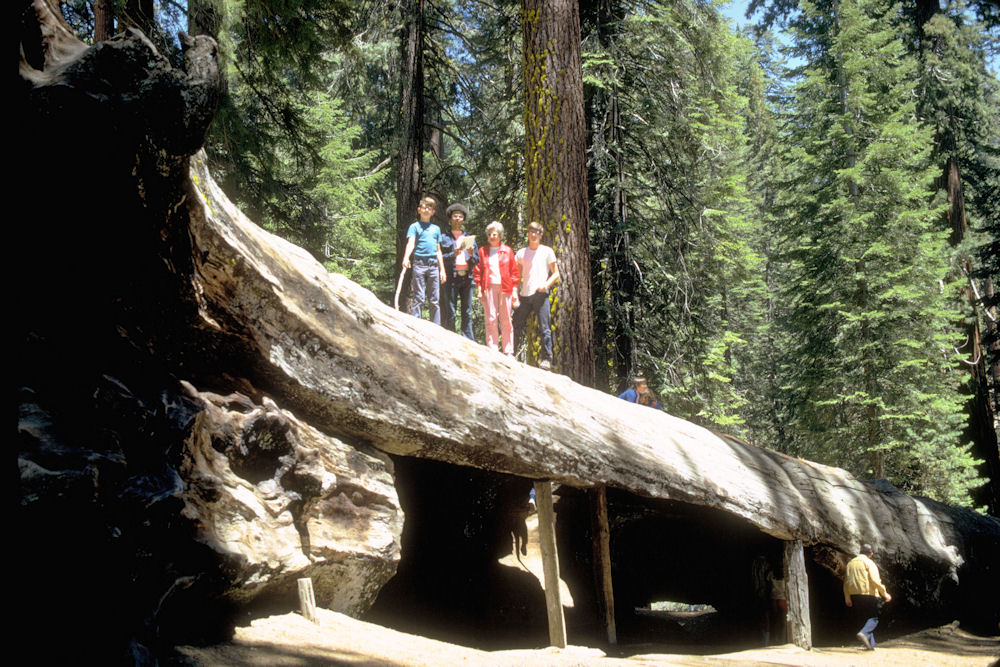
[17,4,400,659]
[784,539,811,650]
[180,383,401,615]
[523,0,595,384]
[589,485,617,644]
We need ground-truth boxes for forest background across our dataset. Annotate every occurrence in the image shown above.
[60,0,999,513]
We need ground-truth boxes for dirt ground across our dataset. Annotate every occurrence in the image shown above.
[176,516,999,666]
[174,610,998,666]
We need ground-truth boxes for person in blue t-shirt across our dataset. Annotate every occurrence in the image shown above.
[618,375,647,403]
[619,375,662,410]
[401,196,447,324]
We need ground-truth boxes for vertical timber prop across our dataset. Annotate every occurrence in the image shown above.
[784,539,812,650]
[535,481,567,648]
[589,484,617,645]
[298,578,318,624]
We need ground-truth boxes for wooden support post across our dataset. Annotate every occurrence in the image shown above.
[298,577,318,624]
[589,484,617,645]
[535,480,567,648]
[783,539,812,650]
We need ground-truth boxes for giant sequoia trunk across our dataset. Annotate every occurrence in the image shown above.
[16,1,1000,661]
[522,0,595,385]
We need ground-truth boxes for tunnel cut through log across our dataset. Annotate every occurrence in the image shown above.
[363,456,816,652]
[558,487,793,647]
[362,458,984,653]
[364,457,550,650]
[18,5,1000,660]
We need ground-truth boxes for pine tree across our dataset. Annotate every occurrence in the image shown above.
[779,0,980,504]
[188,0,354,259]
[912,2,1000,514]
[731,30,797,450]
[581,0,763,429]
[306,93,396,299]
[581,0,639,389]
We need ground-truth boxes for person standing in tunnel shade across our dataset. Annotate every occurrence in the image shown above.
[844,544,891,650]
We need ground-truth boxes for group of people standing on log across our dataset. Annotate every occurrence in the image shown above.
[400,196,559,370]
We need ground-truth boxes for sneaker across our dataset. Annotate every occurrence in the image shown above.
[539,359,551,370]
[856,632,872,650]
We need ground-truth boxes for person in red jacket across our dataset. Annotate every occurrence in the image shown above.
[474,221,520,355]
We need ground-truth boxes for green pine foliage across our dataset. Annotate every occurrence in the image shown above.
[777,0,980,504]
[307,92,396,298]
[916,7,1000,404]
[423,0,525,231]
[583,1,764,429]
[203,0,356,255]
[729,30,798,452]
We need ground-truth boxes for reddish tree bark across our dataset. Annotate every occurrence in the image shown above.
[522,0,594,385]
[93,0,114,42]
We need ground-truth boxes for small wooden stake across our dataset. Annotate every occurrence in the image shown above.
[784,539,812,650]
[298,577,318,624]
[590,484,617,645]
[535,480,567,648]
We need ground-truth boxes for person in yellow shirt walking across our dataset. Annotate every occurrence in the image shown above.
[843,544,892,650]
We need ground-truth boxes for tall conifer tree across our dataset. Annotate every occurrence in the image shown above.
[581,1,761,428]
[523,0,594,384]
[912,4,1000,514]
[780,0,980,503]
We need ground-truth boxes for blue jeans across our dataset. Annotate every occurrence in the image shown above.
[443,274,475,339]
[860,615,878,648]
[409,259,440,324]
[852,595,881,648]
[513,290,552,361]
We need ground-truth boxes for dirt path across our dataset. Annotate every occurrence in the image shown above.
[176,516,998,665]
[175,609,997,666]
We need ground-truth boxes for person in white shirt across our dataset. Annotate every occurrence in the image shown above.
[513,221,559,370]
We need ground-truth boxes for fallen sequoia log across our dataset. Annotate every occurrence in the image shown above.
[16,1,999,661]
[191,151,1000,642]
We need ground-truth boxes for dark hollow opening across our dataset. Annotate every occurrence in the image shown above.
[364,460,991,656]
[365,456,547,650]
